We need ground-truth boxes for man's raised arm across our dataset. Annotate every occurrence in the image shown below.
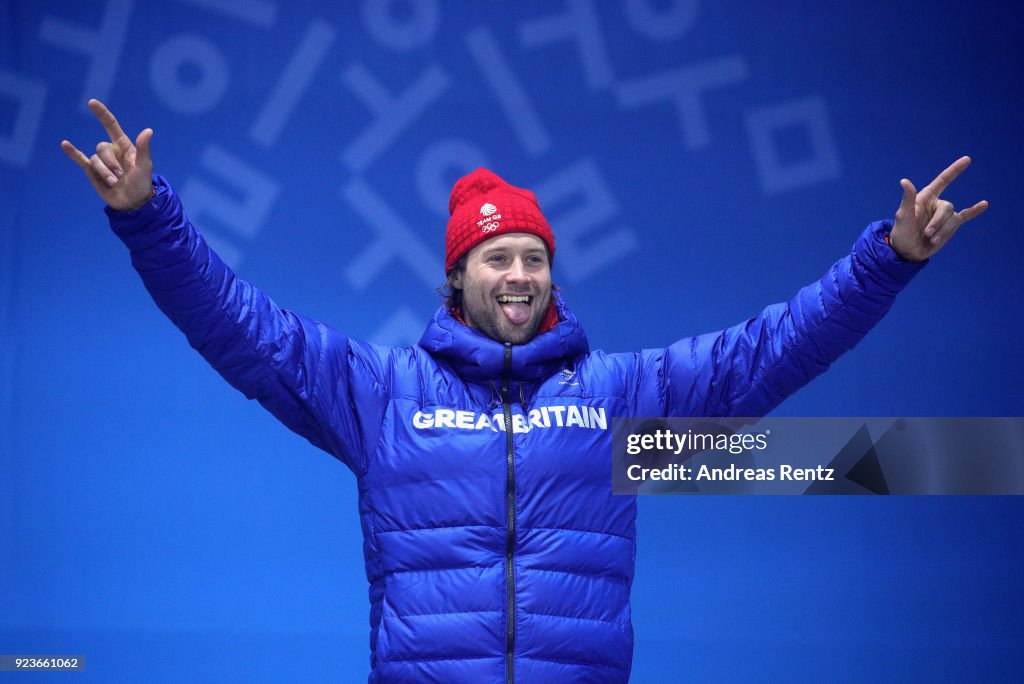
[654,158,988,418]
[61,101,386,474]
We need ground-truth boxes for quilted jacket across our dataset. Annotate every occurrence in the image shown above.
[106,176,924,682]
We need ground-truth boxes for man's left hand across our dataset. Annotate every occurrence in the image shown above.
[888,156,988,262]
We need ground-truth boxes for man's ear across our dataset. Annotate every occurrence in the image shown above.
[450,271,464,289]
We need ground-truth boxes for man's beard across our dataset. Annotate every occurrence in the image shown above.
[461,286,551,344]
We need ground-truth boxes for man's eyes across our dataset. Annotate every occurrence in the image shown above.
[486,254,546,265]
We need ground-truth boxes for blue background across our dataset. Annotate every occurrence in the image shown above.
[1,1,1021,681]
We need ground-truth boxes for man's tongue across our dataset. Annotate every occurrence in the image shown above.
[501,301,531,325]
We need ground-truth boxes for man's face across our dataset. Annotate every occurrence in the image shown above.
[452,233,552,345]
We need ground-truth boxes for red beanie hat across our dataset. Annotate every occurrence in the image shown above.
[445,168,555,273]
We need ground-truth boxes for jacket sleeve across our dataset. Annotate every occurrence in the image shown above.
[647,220,926,417]
[105,175,387,474]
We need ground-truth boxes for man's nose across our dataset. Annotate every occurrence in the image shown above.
[506,258,529,282]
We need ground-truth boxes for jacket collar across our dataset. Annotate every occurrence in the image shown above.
[418,292,589,383]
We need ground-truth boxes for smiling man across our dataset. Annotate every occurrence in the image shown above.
[62,100,986,683]
[444,168,556,345]
[452,233,552,344]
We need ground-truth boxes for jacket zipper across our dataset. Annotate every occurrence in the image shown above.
[501,342,516,684]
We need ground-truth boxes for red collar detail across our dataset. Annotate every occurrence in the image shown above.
[538,300,559,333]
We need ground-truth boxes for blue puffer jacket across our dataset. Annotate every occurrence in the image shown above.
[107,176,924,682]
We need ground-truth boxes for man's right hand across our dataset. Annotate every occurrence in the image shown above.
[61,99,154,212]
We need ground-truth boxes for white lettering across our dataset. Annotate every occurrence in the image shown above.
[410,405,610,433]
[779,465,835,481]
[566,405,585,427]
[548,406,566,427]
[474,413,497,431]
[476,214,502,226]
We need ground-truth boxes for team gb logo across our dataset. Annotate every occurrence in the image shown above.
[478,203,500,232]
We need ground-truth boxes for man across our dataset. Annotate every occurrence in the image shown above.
[62,100,986,683]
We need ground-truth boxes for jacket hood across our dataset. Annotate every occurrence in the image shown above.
[418,291,589,383]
